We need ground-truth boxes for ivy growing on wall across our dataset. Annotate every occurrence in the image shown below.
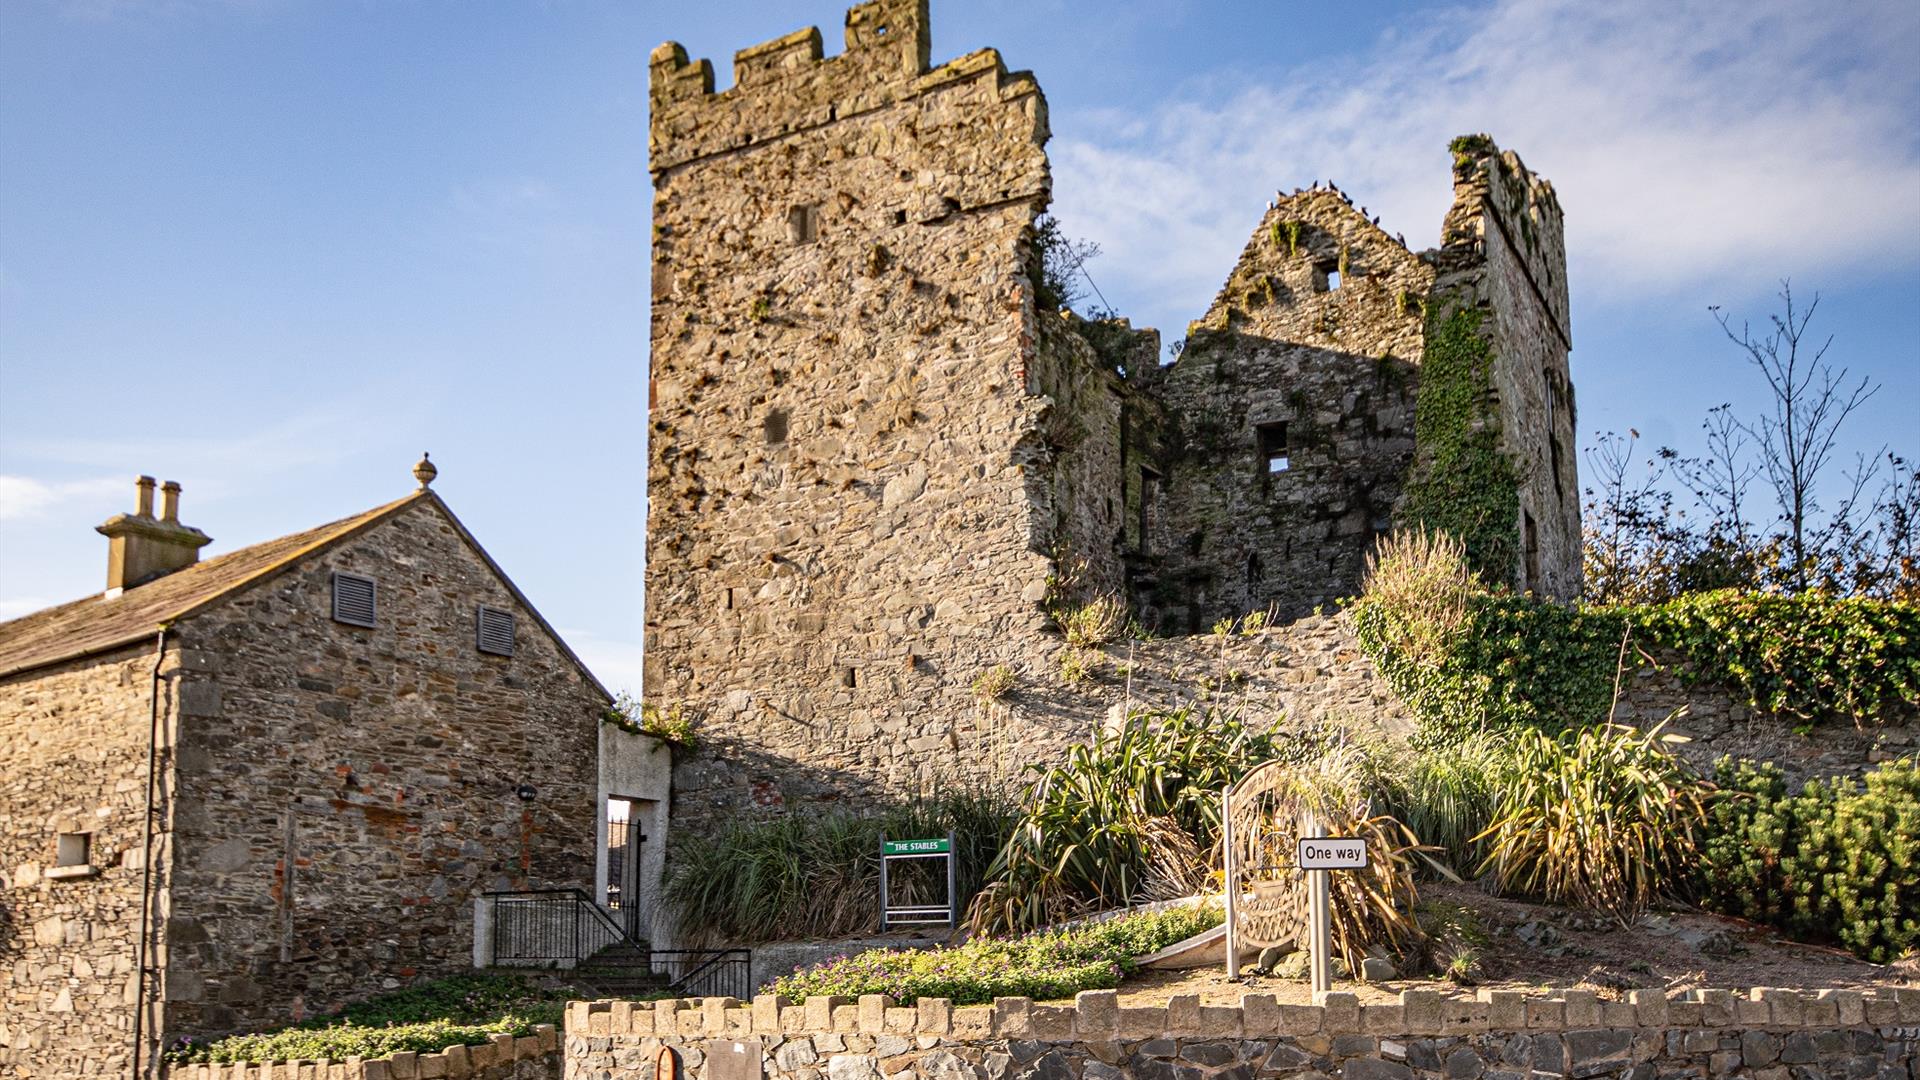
[1398,304,1522,584]
[1353,535,1919,739]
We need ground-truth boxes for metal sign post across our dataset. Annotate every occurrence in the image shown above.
[879,834,957,930]
[1296,816,1368,995]
[1222,785,1239,980]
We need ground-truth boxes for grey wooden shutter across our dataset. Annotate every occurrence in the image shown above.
[330,572,377,627]
[476,604,515,656]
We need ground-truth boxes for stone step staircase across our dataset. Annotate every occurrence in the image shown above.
[572,941,674,998]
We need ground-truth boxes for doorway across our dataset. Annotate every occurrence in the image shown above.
[604,797,647,939]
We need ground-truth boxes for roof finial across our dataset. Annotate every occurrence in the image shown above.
[413,452,437,490]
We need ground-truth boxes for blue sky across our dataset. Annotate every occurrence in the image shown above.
[3,0,1916,696]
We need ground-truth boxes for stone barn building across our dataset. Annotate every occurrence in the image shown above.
[644,0,1580,826]
[0,463,622,1078]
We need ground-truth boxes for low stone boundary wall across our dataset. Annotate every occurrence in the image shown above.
[161,1023,560,1080]
[564,987,1918,1078]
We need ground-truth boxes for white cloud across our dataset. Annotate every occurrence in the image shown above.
[1051,0,1920,325]
[0,474,124,522]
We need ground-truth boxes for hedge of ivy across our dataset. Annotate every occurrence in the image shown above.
[1355,586,1917,738]
[1697,756,1919,962]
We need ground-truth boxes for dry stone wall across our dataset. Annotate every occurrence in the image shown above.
[0,643,174,1078]
[564,988,1919,1080]
[158,496,607,1042]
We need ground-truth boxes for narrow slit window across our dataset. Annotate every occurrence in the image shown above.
[840,666,859,689]
[476,604,516,656]
[787,205,819,245]
[1256,422,1291,477]
[764,409,789,446]
[330,572,377,628]
[1326,270,1342,290]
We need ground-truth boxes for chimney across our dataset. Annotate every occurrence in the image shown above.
[96,476,213,594]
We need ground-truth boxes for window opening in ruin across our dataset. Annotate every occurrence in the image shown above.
[840,666,859,689]
[1550,436,1565,503]
[764,409,789,446]
[56,832,90,868]
[787,205,819,245]
[1246,552,1262,590]
[1523,511,1541,593]
[892,210,906,226]
[1256,422,1290,482]
[1138,466,1161,555]
[722,587,736,611]
[1326,270,1342,290]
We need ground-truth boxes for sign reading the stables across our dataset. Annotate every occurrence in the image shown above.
[882,838,951,855]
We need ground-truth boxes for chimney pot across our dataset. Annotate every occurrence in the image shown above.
[97,476,211,593]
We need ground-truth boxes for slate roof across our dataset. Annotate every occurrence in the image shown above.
[0,492,609,698]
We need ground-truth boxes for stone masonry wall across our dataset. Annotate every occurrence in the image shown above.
[647,0,1115,831]
[160,1024,560,1080]
[565,987,1919,1080]
[1138,191,1432,629]
[158,496,606,1041]
[0,643,176,1079]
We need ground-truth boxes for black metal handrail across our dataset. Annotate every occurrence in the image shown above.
[652,948,752,999]
[485,889,750,997]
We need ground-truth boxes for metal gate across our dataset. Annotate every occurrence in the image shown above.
[606,803,645,939]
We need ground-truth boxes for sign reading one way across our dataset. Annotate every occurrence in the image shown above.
[1296,837,1369,870]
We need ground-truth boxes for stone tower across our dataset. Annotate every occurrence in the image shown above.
[645,0,1148,825]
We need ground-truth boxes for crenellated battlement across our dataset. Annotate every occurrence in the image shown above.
[648,0,1044,175]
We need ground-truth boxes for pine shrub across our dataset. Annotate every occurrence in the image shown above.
[1698,756,1919,962]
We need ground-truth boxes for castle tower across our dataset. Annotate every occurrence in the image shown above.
[645,1,1121,825]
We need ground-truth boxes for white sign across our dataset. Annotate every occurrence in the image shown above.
[1296,837,1368,870]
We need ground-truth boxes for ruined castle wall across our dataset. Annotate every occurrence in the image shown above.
[646,1,1112,830]
[158,497,604,1040]
[0,644,174,1079]
[1433,144,1581,598]
[1138,194,1433,630]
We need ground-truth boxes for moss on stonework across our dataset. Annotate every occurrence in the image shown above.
[1399,304,1520,583]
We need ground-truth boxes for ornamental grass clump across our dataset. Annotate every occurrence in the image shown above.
[1474,721,1710,924]
[770,904,1220,1005]
[965,706,1278,934]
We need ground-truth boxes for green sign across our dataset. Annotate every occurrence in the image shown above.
[883,838,950,855]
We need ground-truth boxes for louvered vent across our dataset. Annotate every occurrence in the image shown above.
[331,572,377,628]
[476,604,515,656]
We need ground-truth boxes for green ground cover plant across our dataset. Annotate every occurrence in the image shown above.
[164,972,582,1064]
[1697,755,1918,962]
[664,793,1013,945]
[769,905,1220,1005]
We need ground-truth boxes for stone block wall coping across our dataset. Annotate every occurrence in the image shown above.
[159,1022,558,1079]
[565,985,1919,1042]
